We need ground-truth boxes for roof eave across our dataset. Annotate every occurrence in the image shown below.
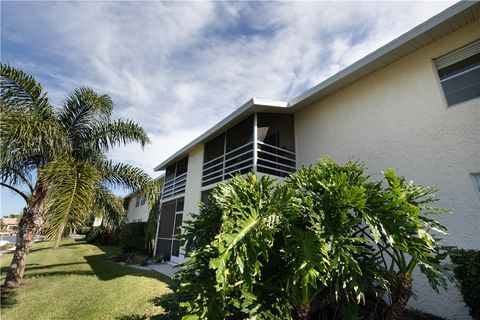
[153,98,288,171]
[289,0,479,109]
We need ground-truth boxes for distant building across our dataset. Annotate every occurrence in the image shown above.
[1,217,18,234]
[123,175,164,223]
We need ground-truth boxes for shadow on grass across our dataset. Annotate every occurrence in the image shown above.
[0,290,18,310]
[115,288,181,319]
[29,240,83,253]
[81,251,172,284]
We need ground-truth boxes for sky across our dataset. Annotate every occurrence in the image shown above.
[0,0,456,215]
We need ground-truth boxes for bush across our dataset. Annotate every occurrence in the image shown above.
[85,226,119,245]
[119,222,148,254]
[78,226,91,235]
[174,158,451,320]
[451,249,480,319]
[129,253,149,266]
[85,226,105,244]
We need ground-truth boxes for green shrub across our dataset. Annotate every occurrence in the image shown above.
[174,158,451,320]
[85,226,106,244]
[85,226,119,245]
[78,226,91,235]
[451,249,480,319]
[119,222,148,254]
[129,253,149,266]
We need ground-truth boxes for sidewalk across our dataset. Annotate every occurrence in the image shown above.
[148,263,179,278]
[120,261,180,278]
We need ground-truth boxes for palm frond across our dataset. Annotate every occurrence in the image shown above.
[89,119,150,151]
[40,157,101,240]
[0,63,52,116]
[57,87,113,142]
[0,106,68,167]
[99,160,154,193]
[145,197,161,251]
[93,187,126,231]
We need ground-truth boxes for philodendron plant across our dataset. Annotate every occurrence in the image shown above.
[174,158,452,320]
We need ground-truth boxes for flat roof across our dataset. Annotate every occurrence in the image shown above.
[154,1,480,171]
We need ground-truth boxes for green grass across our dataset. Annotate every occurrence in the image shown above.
[0,239,173,320]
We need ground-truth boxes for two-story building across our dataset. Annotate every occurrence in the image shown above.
[123,175,164,223]
[152,2,479,318]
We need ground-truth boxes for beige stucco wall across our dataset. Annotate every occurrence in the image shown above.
[175,144,204,262]
[294,20,480,319]
[126,197,150,222]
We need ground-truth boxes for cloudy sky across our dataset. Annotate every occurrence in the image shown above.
[1,0,456,215]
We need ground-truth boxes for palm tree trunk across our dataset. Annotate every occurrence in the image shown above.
[2,186,45,289]
[295,304,311,320]
[388,272,413,320]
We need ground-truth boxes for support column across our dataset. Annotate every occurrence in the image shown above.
[253,113,258,173]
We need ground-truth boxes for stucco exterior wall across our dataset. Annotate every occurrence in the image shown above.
[126,197,150,222]
[175,145,204,263]
[294,20,479,319]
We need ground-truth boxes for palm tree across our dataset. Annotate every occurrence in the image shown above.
[0,63,158,289]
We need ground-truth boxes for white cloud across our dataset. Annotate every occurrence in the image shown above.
[2,0,457,178]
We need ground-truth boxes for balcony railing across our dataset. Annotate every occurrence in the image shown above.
[162,172,187,200]
[202,141,296,187]
[257,141,296,177]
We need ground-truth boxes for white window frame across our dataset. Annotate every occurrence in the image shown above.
[434,39,480,107]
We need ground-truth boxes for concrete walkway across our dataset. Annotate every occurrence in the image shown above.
[148,263,179,278]
[120,261,180,278]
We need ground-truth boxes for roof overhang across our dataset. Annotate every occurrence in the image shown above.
[154,98,289,171]
[289,1,480,110]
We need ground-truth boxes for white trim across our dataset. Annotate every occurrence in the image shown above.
[253,113,258,172]
[435,39,480,69]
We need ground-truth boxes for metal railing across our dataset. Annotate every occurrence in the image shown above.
[201,140,296,186]
[202,141,254,186]
[162,172,187,200]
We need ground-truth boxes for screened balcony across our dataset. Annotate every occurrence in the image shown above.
[162,156,188,200]
[202,113,296,187]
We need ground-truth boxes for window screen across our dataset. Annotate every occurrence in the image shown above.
[435,40,480,106]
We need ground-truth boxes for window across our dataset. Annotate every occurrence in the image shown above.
[135,196,146,207]
[201,189,213,204]
[435,39,480,106]
[473,173,480,193]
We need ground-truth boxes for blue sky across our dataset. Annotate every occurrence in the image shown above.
[1,1,455,216]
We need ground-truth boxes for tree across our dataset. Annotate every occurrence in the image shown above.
[0,63,158,289]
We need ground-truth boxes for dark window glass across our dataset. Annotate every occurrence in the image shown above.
[176,198,184,212]
[438,53,480,79]
[176,156,189,176]
[201,189,213,203]
[174,213,183,235]
[172,240,180,257]
[257,113,295,152]
[204,133,225,163]
[437,52,480,106]
[165,164,176,182]
[226,116,253,152]
[155,239,172,260]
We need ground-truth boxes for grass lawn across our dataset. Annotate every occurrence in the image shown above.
[0,239,173,320]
